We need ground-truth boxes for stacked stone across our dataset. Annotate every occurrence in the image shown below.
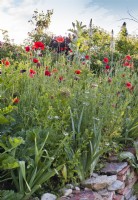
[80,162,138,200]
[60,162,138,200]
[58,162,138,200]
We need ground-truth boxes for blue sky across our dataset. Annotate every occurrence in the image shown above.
[0,0,138,44]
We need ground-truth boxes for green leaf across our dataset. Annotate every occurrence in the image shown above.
[134,141,138,160]
[62,164,67,182]
[0,190,23,200]
[0,154,19,170]
[119,151,136,163]
[19,161,31,192]
[8,137,25,148]
[0,114,9,124]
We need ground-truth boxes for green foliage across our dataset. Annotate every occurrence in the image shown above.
[28,9,53,44]
[0,190,23,200]
[0,136,24,170]
[1,12,138,198]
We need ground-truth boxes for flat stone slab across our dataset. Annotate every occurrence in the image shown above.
[101,162,128,175]
[60,191,95,200]
[81,175,117,190]
[108,180,125,191]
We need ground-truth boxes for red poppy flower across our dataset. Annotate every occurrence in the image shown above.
[45,70,51,76]
[85,55,90,60]
[12,97,19,104]
[5,60,10,66]
[103,57,109,63]
[33,58,39,63]
[30,69,36,74]
[126,82,132,89]
[75,70,81,74]
[123,62,130,67]
[105,65,110,69]
[60,47,64,51]
[25,46,30,52]
[124,55,131,61]
[59,76,64,81]
[33,41,45,50]
[55,36,64,43]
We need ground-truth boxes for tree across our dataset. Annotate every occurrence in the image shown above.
[27,9,53,44]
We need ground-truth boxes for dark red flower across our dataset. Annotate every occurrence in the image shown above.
[124,55,131,61]
[33,41,45,50]
[123,62,130,67]
[33,58,39,63]
[85,55,90,60]
[105,65,110,69]
[75,70,81,74]
[59,76,64,81]
[103,57,109,63]
[126,82,132,89]
[12,97,19,104]
[30,69,36,74]
[25,46,30,52]
[60,47,64,51]
[45,70,51,76]
[55,36,64,43]
[29,69,36,78]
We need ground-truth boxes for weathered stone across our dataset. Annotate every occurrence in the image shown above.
[101,162,128,175]
[72,187,81,194]
[104,191,115,200]
[124,188,133,200]
[63,189,72,197]
[117,173,127,182]
[75,186,80,191]
[117,165,130,176]
[117,186,132,196]
[59,188,73,197]
[59,197,69,200]
[64,191,95,200]
[41,193,57,200]
[108,180,125,191]
[98,190,115,200]
[91,173,99,178]
[93,192,103,200]
[113,194,124,200]
[81,175,117,190]
[98,189,109,196]
[129,195,138,200]
[84,187,92,191]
